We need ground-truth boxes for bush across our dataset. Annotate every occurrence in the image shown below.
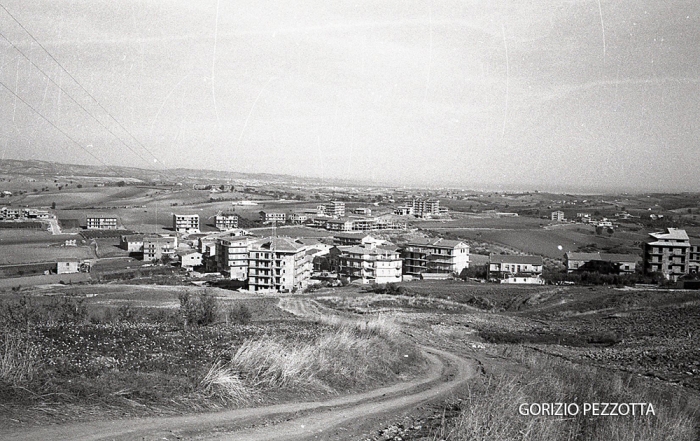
[226,304,252,325]
[178,291,219,329]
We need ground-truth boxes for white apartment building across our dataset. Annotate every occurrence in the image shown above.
[247,237,311,292]
[86,216,118,230]
[216,237,252,280]
[215,213,239,231]
[338,244,402,284]
[402,238,470,276]
[488,254,544,284]
[172,214,200,233]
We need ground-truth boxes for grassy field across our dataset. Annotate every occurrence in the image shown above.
[0,243,94,265]
[0,287,423,427]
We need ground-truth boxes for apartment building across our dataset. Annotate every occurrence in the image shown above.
[179,251,203,269]
[643,228,691,281]
[564,252,640,274]
[86,216,118,230]
[323,201,345,217]
[488,254,544,284]
[143,236,178,261]
[260,211,286,224]
[215,213,239,231]
[551,211,565,221]
[216,237,252,280]
[289,213,308,224]
[333,233,382,246]
[338,244,402,284]
[401,238,470,276]
[172,214,200,233]
[247,237,311,292]
[119,234,144,252]
[690,240,700,274]
[409,199,440,218]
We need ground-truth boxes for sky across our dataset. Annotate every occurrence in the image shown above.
[0,1,698,192]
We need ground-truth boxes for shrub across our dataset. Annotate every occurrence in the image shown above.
[178,291,219,329]
[0,332,40,387]
[226,304,252,325]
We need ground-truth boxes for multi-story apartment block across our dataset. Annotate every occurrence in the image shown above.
[394,206,414,216]
[564,252,639,274]
[325,218,354,231]
[247,237,311,292]
[289,213,308,224]
[690,240,700,275]
[215,213,239,231]
[323,201,345,217]
[338,244,402,285]
[172,214,200,233]
[260,211,286,224]
[143,236,177,261]
[86,216,118,230]
[333,233,382,246]
[401,238,470,276]
[488,254,544,284]
[643,228,691,281]
[409,199,440,218]
[216,237,252,280]
[551,211,565,221]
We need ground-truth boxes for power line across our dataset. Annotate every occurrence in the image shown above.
[0,30,153,167]
[0,2,181,181]
[0,77,118,171]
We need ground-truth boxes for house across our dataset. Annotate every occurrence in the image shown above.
[57,259,80,274]
[564,252,640,274]
[289,213,308,224]
[353,207,372,216]
[172,214,200,233]
[86,216,118,229]
[120,234,144,252]
[488,254,544,284]
[551,211,565,222]
[247,237,312,292]
[338,243,402,284]
[402,238,470,276]
[322,201,345,217]
[260,211,286,224]
[215,213,239,231]
[143,236,178,261]
[333,232,382,246]
[179,251,203,269]
[216,237,252,280]
[643,228,691,281]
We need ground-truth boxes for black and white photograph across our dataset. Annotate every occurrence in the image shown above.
[0,1,699,440]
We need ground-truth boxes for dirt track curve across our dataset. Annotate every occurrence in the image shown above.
[2,346,475,441]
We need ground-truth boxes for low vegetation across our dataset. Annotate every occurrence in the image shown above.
[0,292,422,422]
[433,347,698,440]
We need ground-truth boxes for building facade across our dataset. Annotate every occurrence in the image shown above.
[143,236,177,261]
[120,234,144,252]
[551,211,565,221]
[643,228,691,281]
[338,244,402,285]
[488,254,544,284]
[215,213,239,231]
[216,238,251,280]
[260,212,286,224]
[86,217,118,229]
[172,214,200,233]
[564,252,639,274]
[402,238,470,276]
[323,201,346,217]
[247,237,311,292]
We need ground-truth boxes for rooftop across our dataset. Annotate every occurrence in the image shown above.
[489,254,543,265]
[648,228,689,241]
[565,252,640,262]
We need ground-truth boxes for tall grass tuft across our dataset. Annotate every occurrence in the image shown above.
[199,361,250,405]
[0,332,40,387]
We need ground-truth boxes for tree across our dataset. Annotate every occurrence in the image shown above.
[51,202,56,209]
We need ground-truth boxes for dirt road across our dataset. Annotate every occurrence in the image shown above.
[3,347,475,441]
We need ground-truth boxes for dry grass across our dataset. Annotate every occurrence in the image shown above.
[437,347,698,441]
[0,332,39,387]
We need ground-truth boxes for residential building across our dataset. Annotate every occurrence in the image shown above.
[690,240,700,275]
[643,228,691,281]
[247,237,312,292]
[338,244,402,284]
[551,211,565,222]
[143,236,177,261]
[57,259,80,274]
[401,238,470,276]
[179,251,203,269]
[199,229,249,256]
[323,201,346,217]
[289,213,308,224]
[394,206,414,216]
[325,218,353,232]
[172,214,200,233]
[216,237,252,280]
[333,233,382,246]
[564,252,640,274]
[353,207,372,216]
[487,254,544,284]
[260,211,286,224]
[215,213,239,231]
[120,234,144,253]
[409,199,440,218]
[86,216,118,229]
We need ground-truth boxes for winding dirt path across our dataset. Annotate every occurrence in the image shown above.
[2,346,475,441]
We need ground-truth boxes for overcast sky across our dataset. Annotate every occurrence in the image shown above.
[0,1,698,191]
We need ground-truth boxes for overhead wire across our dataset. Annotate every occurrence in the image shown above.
[0,2,184,181]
